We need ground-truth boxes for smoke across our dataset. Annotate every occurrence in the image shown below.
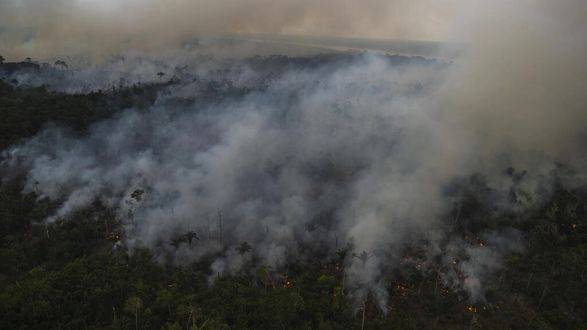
[440,0,587,166]
[2,0,587,309]
[0,0,458,60]
[0,48,263,93]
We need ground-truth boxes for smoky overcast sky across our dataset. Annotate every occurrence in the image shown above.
[1,0,461,59]
[2,0,585,61]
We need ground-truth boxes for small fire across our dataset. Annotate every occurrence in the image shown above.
[283,279,293,289]
[396,284,408,297]
[571,224,577,230]
[466,306,478,313]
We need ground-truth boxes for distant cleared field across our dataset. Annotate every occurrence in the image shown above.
[230,34,463,59]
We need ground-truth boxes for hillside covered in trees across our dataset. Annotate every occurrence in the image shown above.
[0,53,585,330]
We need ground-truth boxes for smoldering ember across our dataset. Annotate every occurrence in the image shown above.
[0,1,585,329]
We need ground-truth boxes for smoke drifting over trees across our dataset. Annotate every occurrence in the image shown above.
[0,0,586,325]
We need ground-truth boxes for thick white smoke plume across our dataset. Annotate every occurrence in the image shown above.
[2,0,586,309]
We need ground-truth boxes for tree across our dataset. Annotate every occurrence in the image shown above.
[171,231,199,248]
[353,251,373,265]
[185,231,199,246]
[155,289,174,320]
[0,55,4,64]
[131,189,145,201]
[236,241,252,255]
[124,296,143,330]
[177,303,206,330]
[54,60,68,69]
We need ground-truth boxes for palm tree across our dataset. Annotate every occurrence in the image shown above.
[353,251,373,265]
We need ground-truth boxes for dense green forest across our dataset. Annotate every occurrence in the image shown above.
[0,59,585,329]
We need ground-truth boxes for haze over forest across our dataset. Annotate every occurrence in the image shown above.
[0,0,585,329]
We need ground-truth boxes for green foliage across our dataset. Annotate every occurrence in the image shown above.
[0,78,163,150]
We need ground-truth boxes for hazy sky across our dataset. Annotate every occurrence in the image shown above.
[0,0,459,59]
[2,0,585,60]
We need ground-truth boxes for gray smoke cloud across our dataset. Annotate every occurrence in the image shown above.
[2,0,587,309]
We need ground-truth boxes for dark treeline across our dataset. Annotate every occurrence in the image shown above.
[0,57,585,329]
[0,79,163,151]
